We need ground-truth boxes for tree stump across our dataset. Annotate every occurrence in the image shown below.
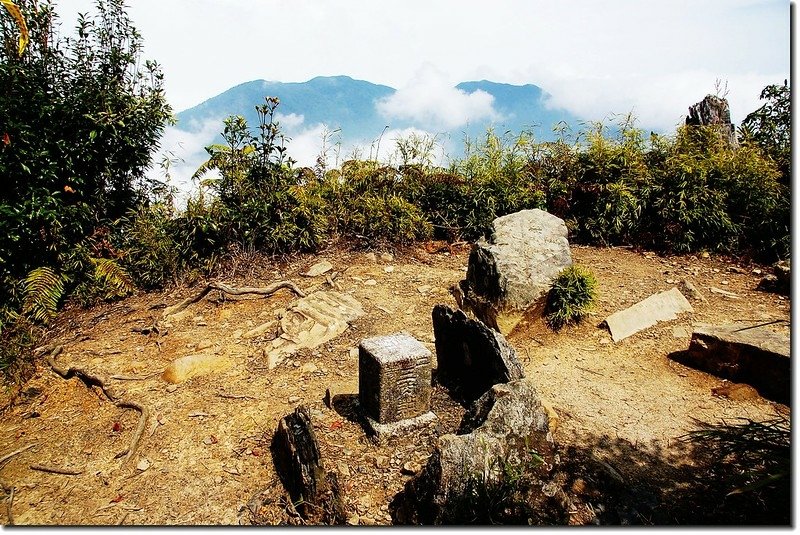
[272,406,345,524]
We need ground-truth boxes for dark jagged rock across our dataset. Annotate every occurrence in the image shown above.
[271,406,346,524]
[686,95,737,147]
[453,209,572,335]
[432,304,524,403]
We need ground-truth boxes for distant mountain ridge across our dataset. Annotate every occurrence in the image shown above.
[173,75,581,164]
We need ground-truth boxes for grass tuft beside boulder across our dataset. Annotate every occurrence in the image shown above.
[545,265,598,330]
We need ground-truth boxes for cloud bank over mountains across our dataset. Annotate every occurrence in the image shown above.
[376,66,501,130]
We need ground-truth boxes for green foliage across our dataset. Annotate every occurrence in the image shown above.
[439,130,545,240]
[570,117,650,245]
[0,0,171,326]
[740,81,790,183]
[546,265,598,330]
[0,317,37,381]
[22,266,65,324]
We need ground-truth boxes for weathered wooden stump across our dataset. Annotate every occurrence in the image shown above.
[272,406,345,524]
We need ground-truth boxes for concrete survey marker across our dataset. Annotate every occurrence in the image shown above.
[358,332,437,439]
[267,291,364,369]
[605,287,693,342]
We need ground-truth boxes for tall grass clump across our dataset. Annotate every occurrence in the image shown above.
[545,265,598,330]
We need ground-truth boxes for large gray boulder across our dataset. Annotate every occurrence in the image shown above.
[394,379,564,524]
[454,209,572,335]
[432,304,524,403]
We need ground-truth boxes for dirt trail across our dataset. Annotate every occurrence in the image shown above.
[0,244,789,525]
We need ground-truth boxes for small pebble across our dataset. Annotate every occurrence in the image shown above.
[288,396,301,403]
[166,385,178,393]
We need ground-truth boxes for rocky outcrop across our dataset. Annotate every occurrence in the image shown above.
[686,95,737,147]
[672,322,790,404]
[432,304,524,402]
[393,379,565,524]
[454,209,572,335]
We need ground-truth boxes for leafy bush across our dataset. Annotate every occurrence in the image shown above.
[546,265,598,330]
[569,118,650,245]
[740,81,790,184]
[0,0,171,320]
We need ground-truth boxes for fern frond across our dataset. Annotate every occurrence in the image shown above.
[90,258,135,298]
[22,267,65,323]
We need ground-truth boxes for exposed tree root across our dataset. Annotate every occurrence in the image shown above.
[45,346,150,465]
[30,464,84,476]
[162,281,306,318]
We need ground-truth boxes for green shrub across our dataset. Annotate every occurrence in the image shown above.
[569,118,650,245]
[546,265,598,330]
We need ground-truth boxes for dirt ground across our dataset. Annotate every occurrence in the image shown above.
[0,243,790,525]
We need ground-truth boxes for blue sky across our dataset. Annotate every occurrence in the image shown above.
[48,0,792,189]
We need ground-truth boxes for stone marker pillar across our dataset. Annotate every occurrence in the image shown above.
[358,332,437,439]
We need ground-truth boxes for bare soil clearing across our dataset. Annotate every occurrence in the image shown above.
[0,244,789,525]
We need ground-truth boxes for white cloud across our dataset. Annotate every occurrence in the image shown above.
[146,119,222,206]
[275,112,305,131]
[534,69,784,132]
[376,65,501,130]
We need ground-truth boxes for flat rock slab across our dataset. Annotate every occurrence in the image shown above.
[268,291,364,369]
[303,260,334,277]
[676,322,790,404]
[162,353,234,384]
[605,288,693,342]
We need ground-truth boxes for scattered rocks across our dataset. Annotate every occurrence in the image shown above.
[454,209,573,334]
[680,279,707,303]
[709,287,740,299]
[432,304,524,402]
[397,379,560,524]
[243,320,278,340]
[758,260,790,295]
[161,354,234,384]
[301,362,319,374]
[380,252,394,263]
[401,461,422,476]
